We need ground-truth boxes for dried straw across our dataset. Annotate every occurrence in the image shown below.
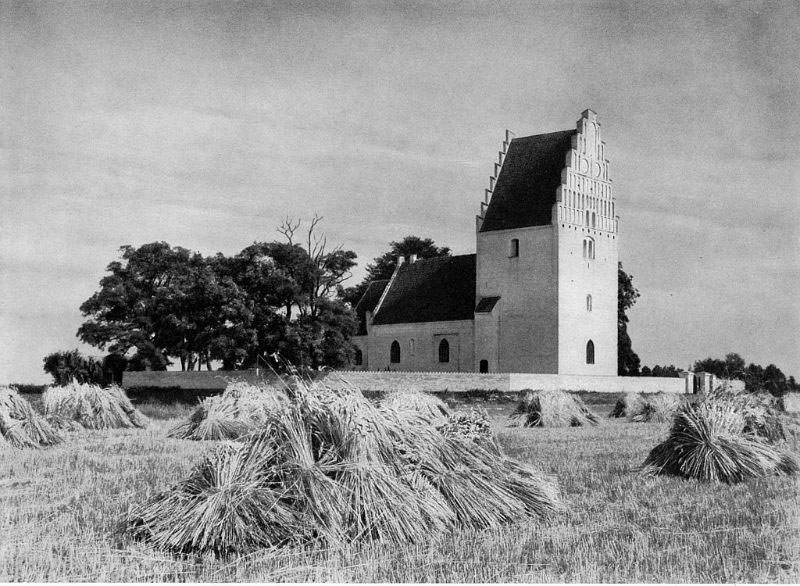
[511,389,600,427]
[643,396,797,483]
[706,386,786,442]
[436,408,500,454]
[0,386,63,449]
[609,392,683,423]
[43,382,148,430]
[130,380,560,554]
[380,389,450,424]
[167,381,289,441]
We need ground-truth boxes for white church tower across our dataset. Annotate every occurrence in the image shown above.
[474,109,618,375]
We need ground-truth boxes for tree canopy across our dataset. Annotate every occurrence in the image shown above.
[77,218,358,373]
[617,263,641,376]
[692,353,797,395]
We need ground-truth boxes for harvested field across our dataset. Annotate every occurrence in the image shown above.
[0,395,797,582]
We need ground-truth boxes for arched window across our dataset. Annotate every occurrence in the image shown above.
[479,359,488,373]
[591,212,596,227]
[438,339,450,363]
[509,238,519,258]
[582,237,595,260]
[409,338,415,355]
[586,340,595,364]
[390,340,400,363]
[586,294,592,312]
[585,210,590,225]
[354,348,363,366]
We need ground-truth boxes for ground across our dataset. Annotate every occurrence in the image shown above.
[1,394,798,582]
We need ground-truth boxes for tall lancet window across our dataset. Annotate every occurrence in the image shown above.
[438,339,450,363]
[583,237,595,260]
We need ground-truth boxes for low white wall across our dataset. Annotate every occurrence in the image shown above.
[122,368,694,394]
[323,371,689,394]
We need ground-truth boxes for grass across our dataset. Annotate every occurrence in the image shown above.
[0,398,798,581]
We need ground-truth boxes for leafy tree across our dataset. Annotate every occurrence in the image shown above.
[617,263,641,376]
[77,219,359,374]
[692,353,746,380]
[78,242,205,370]
[647,364,681,377]
[209,217,359,371]
[762,363,787,396]
[692,353,795,396]
[43,349,104,385]
[344,236,450,306]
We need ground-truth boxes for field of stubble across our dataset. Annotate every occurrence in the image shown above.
[1,395,798,582]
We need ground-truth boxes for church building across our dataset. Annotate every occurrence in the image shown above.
[352,109,618,375]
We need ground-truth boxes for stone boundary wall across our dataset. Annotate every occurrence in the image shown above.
[122,370,266,390]
[321,371,689,394]
[122,369,714,394]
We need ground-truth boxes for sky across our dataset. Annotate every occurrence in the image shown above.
[1,0,798,383]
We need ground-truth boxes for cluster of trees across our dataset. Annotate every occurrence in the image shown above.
[692,353,798,396]
[77,217,357,372]
[42,349,128,386]
[639,364,682,377]
[42,349,105,385]
[635,353,798,395]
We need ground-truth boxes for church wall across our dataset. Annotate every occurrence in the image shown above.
[473,310,499,372]
[554,110,618,375]
[475,225,559,373]
[366,319,475,372]
[556,225,618,375]
[350,335,368,370]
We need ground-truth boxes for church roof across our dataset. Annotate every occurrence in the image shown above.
[353,279,389,335]
[474,296,501,313]
[480,129,576,232]
[371,254,476,325]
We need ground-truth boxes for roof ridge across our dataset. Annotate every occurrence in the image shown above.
[512,128,575,141]
[370,263,403,322]
[354,278,390,311]
[407,252,475,265]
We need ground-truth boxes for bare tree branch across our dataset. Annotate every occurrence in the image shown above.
[277,217,300,245]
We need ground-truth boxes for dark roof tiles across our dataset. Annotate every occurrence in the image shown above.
[372,255,476,325]
[480,129,575,232]
[354,279,389,335]
[475,296,501,313]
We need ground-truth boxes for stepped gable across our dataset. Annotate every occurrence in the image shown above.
[354,279,389,335]
[372,254,476,325]
[480,129,576,232]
